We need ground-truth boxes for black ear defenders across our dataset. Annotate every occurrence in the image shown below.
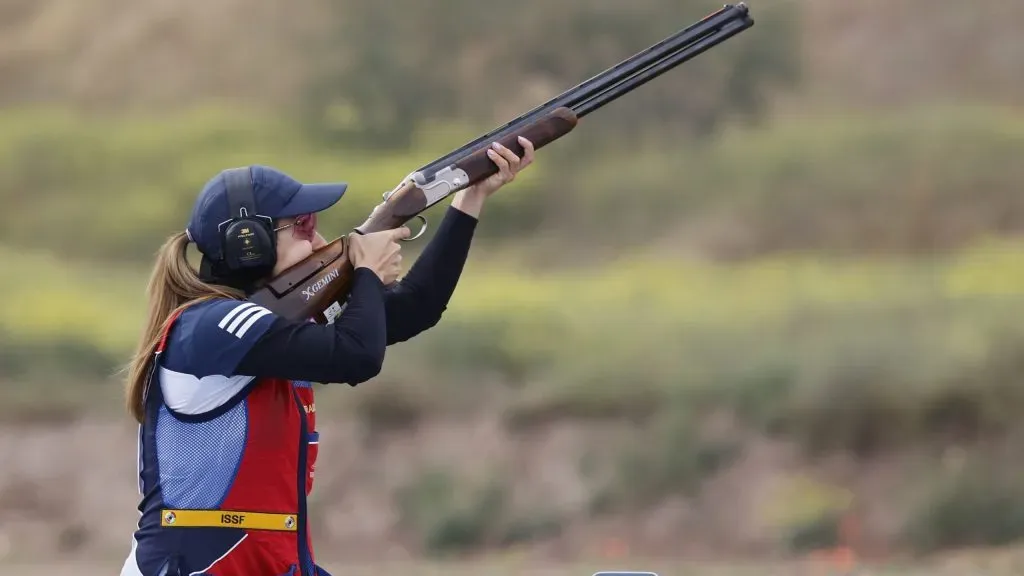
[218,167,277,277]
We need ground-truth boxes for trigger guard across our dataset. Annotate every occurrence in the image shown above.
[402,215,428,242]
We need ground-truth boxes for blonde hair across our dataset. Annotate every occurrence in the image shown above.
[124,232,245,423]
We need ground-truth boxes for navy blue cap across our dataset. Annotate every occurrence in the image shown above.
[185,165,347,260]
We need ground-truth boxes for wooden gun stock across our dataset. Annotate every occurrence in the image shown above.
[248,238,354,324]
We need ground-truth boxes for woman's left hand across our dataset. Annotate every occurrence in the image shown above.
[468,136,536,198]
[451,136,535,218]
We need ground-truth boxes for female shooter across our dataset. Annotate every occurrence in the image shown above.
[118,138,535,576]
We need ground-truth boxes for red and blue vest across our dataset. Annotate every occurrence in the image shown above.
[120,299,330,576]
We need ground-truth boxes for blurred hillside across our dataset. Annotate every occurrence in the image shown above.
[1,0,1024,572]
[0,0,322,109]
[3,0,1021,111]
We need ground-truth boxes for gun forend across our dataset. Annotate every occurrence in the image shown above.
[353,107,578,235]
[451,107,577,189]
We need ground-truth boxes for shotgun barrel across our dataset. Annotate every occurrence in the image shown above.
[419,3,753,180]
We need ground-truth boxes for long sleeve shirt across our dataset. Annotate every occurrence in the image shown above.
[232,206,477,385]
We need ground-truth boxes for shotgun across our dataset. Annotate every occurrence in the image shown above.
[248,3,755,324]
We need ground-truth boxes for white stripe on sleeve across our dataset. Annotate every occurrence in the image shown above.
[218,302,272,338]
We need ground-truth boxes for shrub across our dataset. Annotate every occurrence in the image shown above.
[394,468,563,557]
[905,447,1024,553]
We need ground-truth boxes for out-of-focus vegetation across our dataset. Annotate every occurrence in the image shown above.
[301,0,800,148]
[9,225,1024,446]
[2,0,1024,568]
[0,103,1021,263]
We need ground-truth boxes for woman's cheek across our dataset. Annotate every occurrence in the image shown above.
[277,241,314,272]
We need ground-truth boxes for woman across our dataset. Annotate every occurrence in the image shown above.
[119,138,536,576]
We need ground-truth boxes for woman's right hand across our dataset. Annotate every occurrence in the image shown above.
[347,227,410,285]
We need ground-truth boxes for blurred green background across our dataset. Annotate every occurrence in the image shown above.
[3,0,1024,573]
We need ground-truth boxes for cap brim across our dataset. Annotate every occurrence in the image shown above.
[277,182,348,218]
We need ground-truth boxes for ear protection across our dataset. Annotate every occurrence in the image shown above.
[218,167,277,277]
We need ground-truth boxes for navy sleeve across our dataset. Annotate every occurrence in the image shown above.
[383,205,478,344]
[161,299,278,378]
[233,267,388,385]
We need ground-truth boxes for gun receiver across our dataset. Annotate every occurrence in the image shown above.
[250,3,755,323]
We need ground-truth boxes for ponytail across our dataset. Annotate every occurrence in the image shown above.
[123,232,244,423]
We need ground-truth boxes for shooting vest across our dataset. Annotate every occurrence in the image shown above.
[123,307,329,576]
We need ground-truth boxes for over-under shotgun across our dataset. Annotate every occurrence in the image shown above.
[249,3,755,323]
